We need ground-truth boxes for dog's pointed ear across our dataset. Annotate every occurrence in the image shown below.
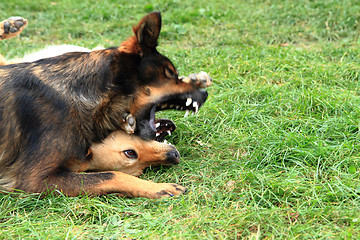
[133,12,162,49]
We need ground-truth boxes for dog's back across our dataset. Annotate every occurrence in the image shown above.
[0,48,133,189]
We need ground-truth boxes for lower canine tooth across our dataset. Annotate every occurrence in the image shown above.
[167,130,171,136]
[193,102,199,113]
[156,133,160,137]
[184,110,190,117]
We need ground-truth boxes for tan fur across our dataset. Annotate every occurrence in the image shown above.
[62,130,179,177]
[82,171,185,198]
[0,54,6,66]
[89,131,178,176]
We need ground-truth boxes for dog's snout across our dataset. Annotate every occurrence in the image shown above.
[166,150,180,164]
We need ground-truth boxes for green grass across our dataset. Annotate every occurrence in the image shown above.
[2,0,360,238]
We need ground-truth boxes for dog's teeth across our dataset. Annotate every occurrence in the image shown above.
[176,106,180,110]
[164,139,168,144]
[170,104,174,108]
[167,130,171,136]
[185,98,192,106]
[193,101,199,113]
[156,123,160,128]
[184,110,190,117]
[162,104,168,109]
[156,133,160,137]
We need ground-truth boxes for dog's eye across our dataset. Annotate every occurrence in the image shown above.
[165,68,175,79]
[123,150,138,159]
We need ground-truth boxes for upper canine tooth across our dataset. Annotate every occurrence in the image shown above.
[167,130,171,136]
[156,123,160,128]
[186,98,192,106]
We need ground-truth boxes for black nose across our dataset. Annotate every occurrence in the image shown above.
[166,150,180,164]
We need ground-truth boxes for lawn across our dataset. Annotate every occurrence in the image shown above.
[1,0,360,239]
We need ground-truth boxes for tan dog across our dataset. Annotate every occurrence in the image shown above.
[89,130,180,177]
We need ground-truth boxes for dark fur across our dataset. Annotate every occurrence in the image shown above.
[0,12,207,198]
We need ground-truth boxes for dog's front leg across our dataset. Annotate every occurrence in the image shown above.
[43,171,186,199]
[90,171,187,198]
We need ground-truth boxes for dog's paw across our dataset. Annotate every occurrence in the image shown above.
[180,71,213,88]
[0,17,28,40]
[121,113,136,134]
[127,182,187,199]
[152,183,187,199]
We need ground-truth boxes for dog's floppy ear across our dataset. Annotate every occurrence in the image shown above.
[133,12,161,49]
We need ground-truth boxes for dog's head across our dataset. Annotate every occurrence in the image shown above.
[88,129,180,176]
[118,12,211,140]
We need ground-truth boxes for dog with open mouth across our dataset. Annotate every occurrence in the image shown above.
[0,12,212,199]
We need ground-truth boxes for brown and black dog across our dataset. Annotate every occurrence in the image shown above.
[0,12,211,198]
